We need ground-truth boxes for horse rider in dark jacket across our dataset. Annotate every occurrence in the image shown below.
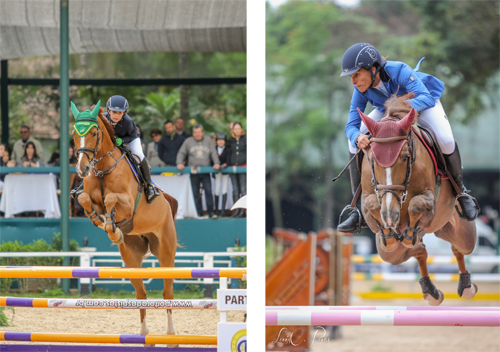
[103,95,160,203]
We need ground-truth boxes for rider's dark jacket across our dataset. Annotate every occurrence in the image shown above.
[103,112,139,144]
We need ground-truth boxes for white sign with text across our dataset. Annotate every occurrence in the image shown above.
[217,289,247,310]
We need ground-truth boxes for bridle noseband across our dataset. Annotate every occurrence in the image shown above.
[367,124,416,207]
[75,119,125,178]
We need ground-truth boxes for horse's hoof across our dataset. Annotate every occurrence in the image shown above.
[400,236,418,249]
[424,290,444,306]
[109,229,124,245]
[461,283,478,300]
[380,236,399,252]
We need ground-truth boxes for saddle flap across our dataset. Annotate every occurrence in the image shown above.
[416,125,447,176]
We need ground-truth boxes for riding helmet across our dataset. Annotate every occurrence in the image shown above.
[340,43,383,77]
[106,95,129,113]
[216,133,227,141]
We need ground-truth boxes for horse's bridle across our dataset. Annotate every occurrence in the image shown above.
[75,119,125,178]
[366,124,416,207]
[365,121,417,242]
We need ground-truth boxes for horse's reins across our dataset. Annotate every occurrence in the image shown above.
[75,119,126,222]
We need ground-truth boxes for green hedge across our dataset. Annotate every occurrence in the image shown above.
[0,233,79,293]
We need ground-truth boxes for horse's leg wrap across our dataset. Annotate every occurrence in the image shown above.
[84,205,104,227]
[400,219,420,248]
[457,272,478,299]
[105,207,117,233]
[419,276,444,306]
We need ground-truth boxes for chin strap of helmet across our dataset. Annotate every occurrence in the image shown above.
[370,65,382,87]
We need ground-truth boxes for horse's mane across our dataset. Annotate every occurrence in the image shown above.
[97,107,116,145]
[384,92,419,123]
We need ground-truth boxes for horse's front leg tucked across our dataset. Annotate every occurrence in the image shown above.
[364,194,399,251]
[410,242,444,306]
[400,190,434,248]
[78,192,105,227]
[103,192,134,245]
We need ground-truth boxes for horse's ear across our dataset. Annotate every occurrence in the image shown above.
[358,108,377,136]
[71,101,80,119]
[397,107,416,134]
[91,100,101,119]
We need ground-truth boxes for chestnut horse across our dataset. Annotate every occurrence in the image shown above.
[71,102,179,344]
[359,93,477,305]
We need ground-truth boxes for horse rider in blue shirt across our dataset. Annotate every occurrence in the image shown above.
[337,43,479,233]
[104,95,160,204]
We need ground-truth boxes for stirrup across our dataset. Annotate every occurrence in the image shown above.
[455,192,480,221]
[145,185,160,204]
[70,183,84,200]
[338,205,362,234]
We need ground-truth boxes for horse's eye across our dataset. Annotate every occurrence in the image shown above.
[93,132,97,137]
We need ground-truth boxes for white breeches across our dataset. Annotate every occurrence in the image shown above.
[124,138,145,161]
[214,173,229,195]
[348,99,456,155]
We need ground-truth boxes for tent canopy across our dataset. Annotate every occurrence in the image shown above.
[0,0,246,60]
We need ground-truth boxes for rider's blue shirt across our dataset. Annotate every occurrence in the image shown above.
[345,59,445,149]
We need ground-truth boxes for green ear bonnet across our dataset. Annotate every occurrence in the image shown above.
[72,101,101,137]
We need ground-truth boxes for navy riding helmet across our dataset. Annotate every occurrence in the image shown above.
[340,43,383,80]
[106,95,129,113]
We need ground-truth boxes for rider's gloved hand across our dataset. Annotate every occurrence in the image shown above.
[116,137,123,146]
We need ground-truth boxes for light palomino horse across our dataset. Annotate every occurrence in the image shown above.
[359,93,477,305]
[71,102,178,345]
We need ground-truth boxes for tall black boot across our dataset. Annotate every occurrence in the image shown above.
[140,158,160,204]
[231,194,240,218]
[444,143,479,221]
[338,152,366,233]
[214,195,219,215]
[219,194,227,217]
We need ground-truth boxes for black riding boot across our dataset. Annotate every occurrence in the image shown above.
[219,194,227,217]
[338,152,366,233]
[214,195,219,215]
[231,194,240,218]
[444,143,479,221]
[140,158,160,204]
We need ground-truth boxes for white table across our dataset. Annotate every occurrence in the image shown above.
[0,174,61,218]
[152,174,235,218]
[152,174,199,219]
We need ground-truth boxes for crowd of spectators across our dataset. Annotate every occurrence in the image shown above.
[0,119,246,219]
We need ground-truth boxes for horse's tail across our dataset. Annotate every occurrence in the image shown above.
[162,192,178,220]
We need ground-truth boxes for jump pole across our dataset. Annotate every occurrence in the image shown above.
[266,309,500,327]
[0,266,246,279]
[0,332,217,345]
[266,305,500,311]
[0,297,217,309]
[0,345,216,352]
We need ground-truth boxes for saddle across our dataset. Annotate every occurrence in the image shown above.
[356,125,449,183]
[117,145,146,184]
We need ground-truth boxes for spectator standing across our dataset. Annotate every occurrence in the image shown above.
[158,120,185,166]
[136,125,148,156]
[177,124,220,218]
[214,133,230,217]
[17,141,44,167]
[147,129,166,167]
[11,125,44,163]
[227,122,247,218]
[175,117,190,141]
